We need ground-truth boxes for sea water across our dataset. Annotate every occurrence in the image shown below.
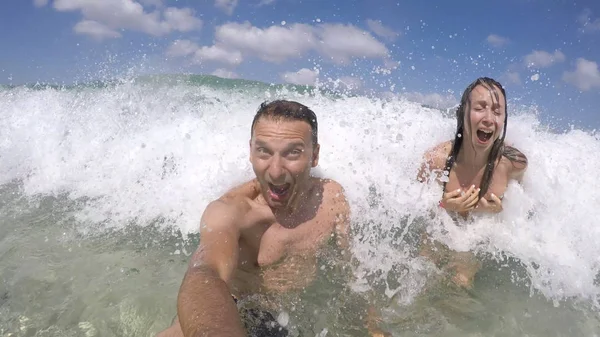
[1,75,599,336]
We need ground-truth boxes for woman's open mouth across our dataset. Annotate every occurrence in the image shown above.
[476,129,493,144]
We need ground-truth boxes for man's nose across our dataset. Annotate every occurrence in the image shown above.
[267,157,285,182]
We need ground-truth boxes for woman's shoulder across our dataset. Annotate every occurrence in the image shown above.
[501,144,528,181]
[423,140,453,169]
[417,141,453,183]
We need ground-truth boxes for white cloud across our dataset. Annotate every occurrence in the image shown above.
[214,22,389,64]
[335,76,362,90]
[502,71,521,85]
[578,9,600,33]
[258,0,276,5]
[50,0,202,38]
[281,68,319,86]
[139,0,163,7]
[33,0,48,7]
[166,39,200,57]
[366,19,400,41]
[166,40,242,66]
[215,22,317,63]
[167,21,390,68]
[212,68,239,79]
[562,58,600,91]
[402,92,458,109]
[316,23,389,64]
[215,0,238,15]
[74,20,122,40]
[163,7,203,32]
[524,50,566,68]
[193,45,243,66]
[486,34,510,48]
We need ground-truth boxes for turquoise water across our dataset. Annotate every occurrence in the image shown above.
[1,76,599,336]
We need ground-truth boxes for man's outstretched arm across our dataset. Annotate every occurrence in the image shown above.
[176,200,248,337]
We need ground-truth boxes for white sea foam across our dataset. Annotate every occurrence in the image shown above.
[1,78,599,312]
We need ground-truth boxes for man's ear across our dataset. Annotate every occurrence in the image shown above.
[312,143,320,167]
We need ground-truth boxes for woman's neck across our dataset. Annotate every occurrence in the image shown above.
[457,142,490,169]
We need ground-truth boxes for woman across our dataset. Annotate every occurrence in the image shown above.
[417,77,528,288]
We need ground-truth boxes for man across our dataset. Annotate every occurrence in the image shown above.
[157,100,386,337]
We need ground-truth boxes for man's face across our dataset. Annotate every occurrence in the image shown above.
[249,117,319,209]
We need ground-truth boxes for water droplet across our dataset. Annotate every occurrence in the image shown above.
[277,311,289,327]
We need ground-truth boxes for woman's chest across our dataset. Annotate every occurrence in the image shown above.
[445,164,510,199]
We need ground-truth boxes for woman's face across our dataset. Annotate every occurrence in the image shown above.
[464,84,506,151]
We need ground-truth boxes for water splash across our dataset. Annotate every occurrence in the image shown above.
[1,75,599,314]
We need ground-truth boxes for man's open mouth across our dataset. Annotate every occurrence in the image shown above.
[476,129,493,143]
[268,183,291,200]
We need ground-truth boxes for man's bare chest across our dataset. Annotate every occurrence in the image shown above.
[234,220,335,294]
[253,221,334,266]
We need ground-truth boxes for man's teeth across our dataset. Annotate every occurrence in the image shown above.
[269,183,289,194]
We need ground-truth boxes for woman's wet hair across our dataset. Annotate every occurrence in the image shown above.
[443,77,527,199]
[251,99,318,145]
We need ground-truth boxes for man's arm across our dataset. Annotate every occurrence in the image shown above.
[176,200,248,337]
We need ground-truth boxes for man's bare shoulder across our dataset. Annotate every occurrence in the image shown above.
[313,178,347,201]
[219,178,261,202]
[200,195,253,233]
[312,178,350,219]
[311,178,352,250]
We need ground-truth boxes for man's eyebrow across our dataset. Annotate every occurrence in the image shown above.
[254,140,267,147]
[253,140,307,148]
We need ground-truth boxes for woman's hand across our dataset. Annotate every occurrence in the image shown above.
[440,185,480,213]
[474,193,503,213]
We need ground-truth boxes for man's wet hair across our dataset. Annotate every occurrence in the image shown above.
[251,100,318,145]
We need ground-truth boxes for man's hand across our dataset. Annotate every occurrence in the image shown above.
[440,185,479,213]
[473,193,503,213]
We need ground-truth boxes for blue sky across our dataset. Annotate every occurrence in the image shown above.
[1,0,599,130]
